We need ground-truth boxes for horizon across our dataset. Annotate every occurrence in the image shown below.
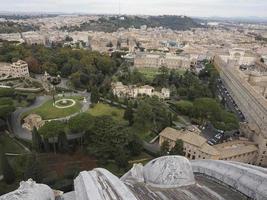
[0,0,267,18]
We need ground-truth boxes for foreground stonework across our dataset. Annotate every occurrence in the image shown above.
[0,179,54,200]
[1,156,267,200]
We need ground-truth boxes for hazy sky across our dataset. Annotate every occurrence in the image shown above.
[1,0,267,17]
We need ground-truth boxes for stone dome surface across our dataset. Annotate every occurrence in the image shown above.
[0,179,54,200]
[143,156,195,188]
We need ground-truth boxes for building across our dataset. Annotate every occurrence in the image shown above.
[0,60,29,80]
[1,156,267,200]
[219,48,257,66]
[22,114,45,131]
[111,82,170,99]
[159,127,258,164]
[10,60,30,78]
[214,55,267,166]
[134,52,191,69]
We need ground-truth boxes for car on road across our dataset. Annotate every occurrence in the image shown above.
[208,140,214,146]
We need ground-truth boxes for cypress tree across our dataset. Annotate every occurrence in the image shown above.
[123,105,134,126]
[58,132,69,153]
[1,153,15,184]
[32,127,42,152]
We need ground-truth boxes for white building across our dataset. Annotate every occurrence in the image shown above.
[112,82,170,99]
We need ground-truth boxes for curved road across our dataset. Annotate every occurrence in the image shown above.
[10,95,51,140]
[10,92,91,141]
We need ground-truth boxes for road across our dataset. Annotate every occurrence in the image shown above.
[217,80,245,122]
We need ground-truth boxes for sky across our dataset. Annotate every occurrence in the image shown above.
[0,0,267,18]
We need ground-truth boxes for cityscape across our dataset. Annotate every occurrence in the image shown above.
[0,0,267,200]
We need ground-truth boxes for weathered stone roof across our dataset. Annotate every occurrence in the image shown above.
[159,127,219,156]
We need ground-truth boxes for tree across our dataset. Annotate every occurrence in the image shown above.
[25,56,41,73]
[1,153,15,184]
[123,105,134,126]
[58,132,69,153]
[32,127,42,152]
[170,140,184,156]
[174,100,194,116]
[160,140,170,156]
[65,35,73,42]
[91,87,100,104]
[86,116,131,161]
[39,121,65,153]
[69,113,94,133]
[24,155,43,182]
[127,133,143,156]
[115,149,129,169]
[42,62,58,76]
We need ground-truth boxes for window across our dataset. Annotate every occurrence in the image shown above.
[192,155,195,160]
[263,151,266,155]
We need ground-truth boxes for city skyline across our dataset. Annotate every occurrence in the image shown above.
[0,0,267,18]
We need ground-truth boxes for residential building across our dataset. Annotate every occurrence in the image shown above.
[159,127,258,164]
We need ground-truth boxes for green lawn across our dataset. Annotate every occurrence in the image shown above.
[137,67,186,81]
[23,96,83,120]
[137,67,160,81]
[88,103,125,121]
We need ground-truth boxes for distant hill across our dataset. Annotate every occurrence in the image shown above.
[61,15,203,32]
[0,21,39,34]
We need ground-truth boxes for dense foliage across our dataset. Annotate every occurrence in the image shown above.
[172,98,239,131]
[0,42,122,91]
[0,21,38,33]
[61,15,202,33]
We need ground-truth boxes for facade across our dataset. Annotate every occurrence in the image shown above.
[0,60,29,80]
[134,52,191,69]
[22,114,45,131]
[2,156,267,200]
[111,82,170,99]
[214,55,267,166]
[219,48,257,66]
[159,127,259,164]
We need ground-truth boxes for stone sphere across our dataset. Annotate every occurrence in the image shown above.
[143,156,195,188]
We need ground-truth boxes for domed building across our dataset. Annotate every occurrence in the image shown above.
[1,156,267,200]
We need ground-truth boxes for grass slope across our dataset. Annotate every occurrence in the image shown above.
[88,103,125,121]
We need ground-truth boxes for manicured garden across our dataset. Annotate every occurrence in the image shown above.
[88,103,125,121]
[23,96,83,120]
